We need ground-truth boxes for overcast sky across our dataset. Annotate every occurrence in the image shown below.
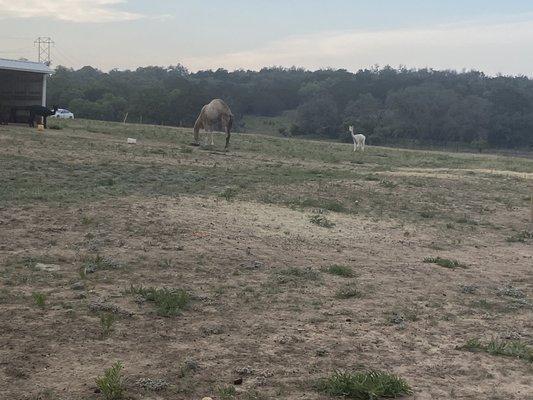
[1,0,533,76]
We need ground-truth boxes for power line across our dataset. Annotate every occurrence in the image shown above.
[34,36,54,65]
[53,46,84,67]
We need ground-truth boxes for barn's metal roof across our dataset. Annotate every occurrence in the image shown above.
[0,58,53,74]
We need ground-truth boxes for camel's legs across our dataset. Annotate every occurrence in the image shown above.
[225,129,231,150]
[210,131,214,146]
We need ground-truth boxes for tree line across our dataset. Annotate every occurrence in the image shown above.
[48,65,533,149]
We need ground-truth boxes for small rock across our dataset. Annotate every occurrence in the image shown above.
[233,377,243,385]
[201,397,213,400]
[71,282,85,291]
[35,263,60,272]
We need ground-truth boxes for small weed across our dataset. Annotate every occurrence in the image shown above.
[217,385,237,400]
[218,187,238,201]
[462,337,483,351]
[456,216,478,225]
[32,292,46,308]
[316,370,412,399]
[387,307,419,325]
[81,215,94,225]
[470,299,501,312]
[245,390,268,400]
[324,265,354,278]
[100,313,116,338]
[498,285,525,299]
[460,338,533,363]
[460,284,478,294]
[335,285,362,299]
[158,258,173,269]
[178,358,200,377]
[274,267,321,284]
[364,175,380,181]
[95,361,125,400]
[23,256,38,270]
[84,255,120,273]
[97,177,115,187]
[379,179,397,188]
[506,231,533,243]
[136,377,168,391]
[423,257,466,269]
[309,214,335,228]
[128,285,189,317]
[419,211,435,219]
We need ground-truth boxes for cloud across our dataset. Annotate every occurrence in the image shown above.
[0,0,143,23]
[182,17,533,76]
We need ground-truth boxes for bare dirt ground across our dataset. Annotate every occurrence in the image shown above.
[0,120,532,400]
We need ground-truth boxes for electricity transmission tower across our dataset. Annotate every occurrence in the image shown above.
[34,37,54,65]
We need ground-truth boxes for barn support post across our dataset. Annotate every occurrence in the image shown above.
[41,74,47,106]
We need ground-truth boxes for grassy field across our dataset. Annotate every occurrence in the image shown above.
[240,112,295,136]
[0,119,532,400]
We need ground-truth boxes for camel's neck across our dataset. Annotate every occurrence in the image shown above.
[193,117,202,133]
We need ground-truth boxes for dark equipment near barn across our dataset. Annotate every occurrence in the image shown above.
[0,58,53,125]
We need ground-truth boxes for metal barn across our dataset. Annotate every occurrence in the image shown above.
[0,58,53,123]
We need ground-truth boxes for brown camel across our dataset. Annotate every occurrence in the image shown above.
[193,99,234,149]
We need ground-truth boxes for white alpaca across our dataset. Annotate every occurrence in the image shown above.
[349,126,366,152]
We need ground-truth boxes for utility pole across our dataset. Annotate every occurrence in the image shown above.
[34,37,54,65]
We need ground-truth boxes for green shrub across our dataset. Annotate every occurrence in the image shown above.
[128,285,189,317]
[423,257,466,269]
[316,370,412,399]
[309,214,335,228]
[325,265,354,278]
[100,313,116,338]
[95,362,124,400]
[460,338,532,363]
[32,292,46,308]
